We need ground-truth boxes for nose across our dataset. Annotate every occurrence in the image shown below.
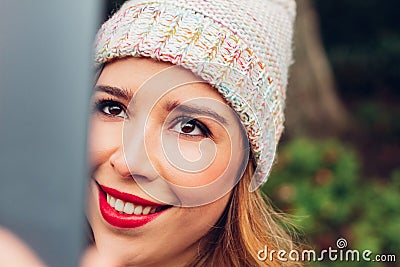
[109,147,131,178]
[109,125,158,181]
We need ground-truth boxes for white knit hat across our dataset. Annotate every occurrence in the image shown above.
[94,0,296,190]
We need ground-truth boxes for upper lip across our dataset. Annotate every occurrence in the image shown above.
[98,183,166,207]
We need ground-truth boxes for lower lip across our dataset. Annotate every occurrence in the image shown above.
[98,187,167,228]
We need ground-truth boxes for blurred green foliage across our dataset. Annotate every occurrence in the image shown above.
[263,138,400,266]
[355,101,400,142]
[353,101,400,177]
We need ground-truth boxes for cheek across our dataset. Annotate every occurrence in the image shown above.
[146,132,232,187]
[88,118,123,166]
[156,130,244,206]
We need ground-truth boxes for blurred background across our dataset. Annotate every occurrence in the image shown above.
[267,1,400,266]
[271,1,399,266]
[104,0,399,265]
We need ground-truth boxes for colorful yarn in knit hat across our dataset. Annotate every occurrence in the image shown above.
[94,0,296,190]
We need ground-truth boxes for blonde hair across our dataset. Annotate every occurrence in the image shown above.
[189,162,303,266]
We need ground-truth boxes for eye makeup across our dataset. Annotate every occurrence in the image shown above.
[169,115,213,139]
[92,97,129,120]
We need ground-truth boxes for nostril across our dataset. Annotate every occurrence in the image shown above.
[109,150,133,177]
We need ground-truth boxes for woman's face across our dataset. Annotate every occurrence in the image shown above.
[87,57,247,266]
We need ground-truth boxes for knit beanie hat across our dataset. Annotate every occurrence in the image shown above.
[94,0,296,191]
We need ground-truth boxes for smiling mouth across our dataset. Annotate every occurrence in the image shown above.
[105,191,169,215]
[96,181,172,228]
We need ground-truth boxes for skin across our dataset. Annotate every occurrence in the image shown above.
[87,57,246,266]
[0,228,46,267]
[0,227,116,267]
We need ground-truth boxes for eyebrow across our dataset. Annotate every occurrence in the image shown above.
[93,85,132,101]
[165,100,228,125]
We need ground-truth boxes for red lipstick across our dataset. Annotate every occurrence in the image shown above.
[98,184,170,228]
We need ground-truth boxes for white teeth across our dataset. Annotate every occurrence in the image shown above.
[123,202,135,215]
[134,205,143,215]
[109,196,116,208]
[115,199,124,212]
[106,193,161,215]
[142,206,151,215]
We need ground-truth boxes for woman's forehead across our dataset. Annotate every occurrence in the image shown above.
[96,57,227,104]
[96,57,173,91]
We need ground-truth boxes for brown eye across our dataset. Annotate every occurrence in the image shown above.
[171,117,211,138]
[96,100,128,118]
[107,105,123,116]
[181,121,196,134]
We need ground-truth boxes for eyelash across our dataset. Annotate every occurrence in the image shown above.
[170,116,213,139]
[93,99,213,139]
[93,98,128,119]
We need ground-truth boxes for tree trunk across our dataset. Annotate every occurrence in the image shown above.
[285,0,349,138]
